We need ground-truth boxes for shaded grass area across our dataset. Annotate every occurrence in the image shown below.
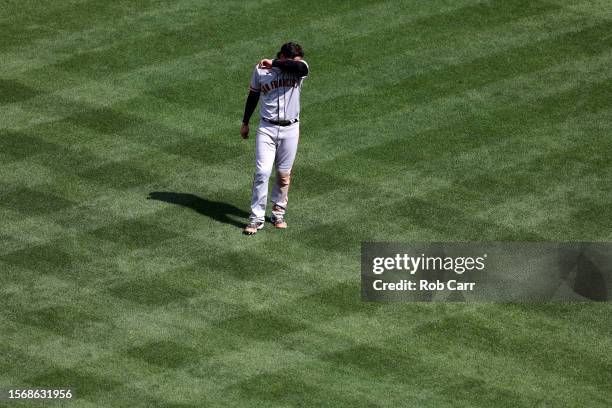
[1,0,611,407]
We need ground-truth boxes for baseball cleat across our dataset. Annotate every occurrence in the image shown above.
[243,222,264,235]
[271,216,287,229]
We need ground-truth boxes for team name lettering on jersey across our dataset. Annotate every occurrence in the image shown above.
[261,78,299,95]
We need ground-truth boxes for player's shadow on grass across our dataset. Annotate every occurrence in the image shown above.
[147,192,248,228]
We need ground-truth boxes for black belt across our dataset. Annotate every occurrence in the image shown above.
[262,117,299,126]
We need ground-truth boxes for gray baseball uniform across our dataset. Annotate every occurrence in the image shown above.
[247,60,309,224]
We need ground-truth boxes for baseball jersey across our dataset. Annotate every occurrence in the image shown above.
[249,60,309,122]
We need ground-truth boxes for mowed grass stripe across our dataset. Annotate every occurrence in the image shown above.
[300,52,611,215]
[349,76,612,184]
[304,19,612,153]
[218,305,612,408]
[6,0,384,80]
[0,0,293,76]
[1,262,329,365]
[1,0,261,55]
[296,47,612,184]
[0,277,257,403]
[292,78,612,243]
[307,1,570,96]
[1,276,329,406]
[1,198,328,323]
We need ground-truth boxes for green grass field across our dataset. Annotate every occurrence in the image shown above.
[1,0,612,406]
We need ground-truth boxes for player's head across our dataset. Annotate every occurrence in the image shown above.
[277,42,304,60]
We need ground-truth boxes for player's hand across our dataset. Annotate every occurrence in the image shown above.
[240,124,249,139]
[259,59,273,69]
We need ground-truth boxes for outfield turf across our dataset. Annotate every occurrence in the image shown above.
[1,0,612,406]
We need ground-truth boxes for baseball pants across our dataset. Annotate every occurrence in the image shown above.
[249,120,299,223]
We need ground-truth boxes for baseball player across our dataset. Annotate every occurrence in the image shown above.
[240,42,309,235]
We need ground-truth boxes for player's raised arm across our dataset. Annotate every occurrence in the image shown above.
[271,59,308,76]
[259,58,308,77]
